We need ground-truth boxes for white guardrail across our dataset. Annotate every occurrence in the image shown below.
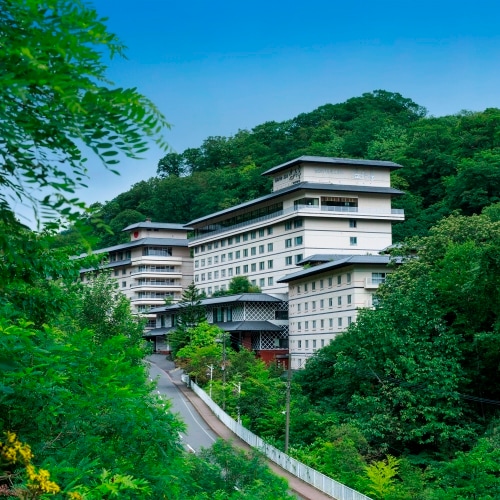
[182,375,373,500]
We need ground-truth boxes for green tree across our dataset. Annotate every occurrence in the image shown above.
[227,276,261,294]
[0,0,169,228]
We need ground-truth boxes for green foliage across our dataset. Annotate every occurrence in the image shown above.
[184,439,294,499]
[365,455,401,500]
[0,0,169,227]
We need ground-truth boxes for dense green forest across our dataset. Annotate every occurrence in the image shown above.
[65,89,500,250]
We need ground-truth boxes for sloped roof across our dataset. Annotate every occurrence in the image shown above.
[262,155,403,176]
[123,222,191,231]
[215,321,283,332]
[278,255,397,282]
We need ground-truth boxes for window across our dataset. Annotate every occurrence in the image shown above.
[349,219,357,228]
[304,302,308,311]
[295,254,303,264]
[259,228,265,237]
[221,269,226,277]
[122,281,126,288]
[338,296,342,306]
[259,245,265,254]
[329,318,333,327]
[221,239,225,247]
[297,303,301,312]
[311,281,316,290]
[228,237,233,245]
[207,272,212,280]
[260,278,265,287]
[221,254,226,262]
[338,317,343,327]
[195,275,199,282]
[337,275,342,285]
[235,235,241,243]
[329,277,333,287]
[320,319,324,328]
[208,286,212,295]
[207,244,212,250]
[304,283,308,292]
[285,238,292,248]
[372,272,387,284]
[228,268,233,277]
[350,237,357,246]
[201,258,206,266]
[305,339,309,348]
[320,279,324,288]
[214,241,219,249]
[268,277,274,286]
[285,221,292,230]
[243,233,249,241]
[313,339,317,348]
[347,273,352,284]
[268,243,273,252]
[214,256,219,264]
[251,231,256,239]
[285,256,292,265]
[114,270,119,276]
[251,247,256,256]
[267,227,273,235]
[235,250,241,259]
[207,257,212,265]
[243,265,249,273]
[214,271,219,279]
[243,249,249,257]
[298,322,302,331]
[235,266,241,275]
[251,279,256,286]
[348,316,352,325]
[251,263,256,272]
[294,219,303,228]
[122,269,126,275]
[329,298,333,307]
[295,236,303,245]
[298,339,302,347]
[201,273,206,281]
[305,321,309,330]
[347,295,352,305]
[259,261,265,270]
[228,252,233,260]
[195,260,199,268]
[268,260,273,269]
[312,320,316,329]
[312,301,316,310]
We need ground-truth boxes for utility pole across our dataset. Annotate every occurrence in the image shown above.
[206,364,214,398]
[284,353,291,453]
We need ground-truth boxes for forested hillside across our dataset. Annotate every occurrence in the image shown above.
[72,90,500,249]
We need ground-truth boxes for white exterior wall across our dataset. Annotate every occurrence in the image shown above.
[287,265,390,369]
[272,164,392,191]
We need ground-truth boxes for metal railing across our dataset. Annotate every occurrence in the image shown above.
[184,377,373,500]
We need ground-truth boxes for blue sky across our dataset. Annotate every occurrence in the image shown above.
[18,0,500,224]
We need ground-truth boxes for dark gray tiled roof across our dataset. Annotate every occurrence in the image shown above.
[215,321,283,332]
[149,293,285,314]
[278,255,396,282]
[298,254,347,264]
[123,222,191,231]
[78,237,190,257]
[143,327,175,337]
[186,182,404,226]
[262,156,403,176]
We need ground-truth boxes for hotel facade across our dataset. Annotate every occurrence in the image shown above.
[188,156,404,296]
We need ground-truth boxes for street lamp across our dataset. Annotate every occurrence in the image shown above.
[206,364,214,398]
[232,381,241,424]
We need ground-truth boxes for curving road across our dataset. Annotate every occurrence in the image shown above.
[148,360,217,453]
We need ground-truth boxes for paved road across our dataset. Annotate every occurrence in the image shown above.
[148,361,218,453]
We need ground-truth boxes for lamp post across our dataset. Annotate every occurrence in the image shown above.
[232,381,241,424]
[206,364,214,399]
[216,333,227,410]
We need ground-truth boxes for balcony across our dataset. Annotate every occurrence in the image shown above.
[190,205,404,242]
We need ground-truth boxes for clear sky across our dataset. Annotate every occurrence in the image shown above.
[15,0,500,224]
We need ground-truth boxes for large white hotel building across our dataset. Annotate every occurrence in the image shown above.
[188,155,404,296]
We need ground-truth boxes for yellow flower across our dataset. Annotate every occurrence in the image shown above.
[26,464,61,494]
[68,492,83,499]
[0,432,33,465]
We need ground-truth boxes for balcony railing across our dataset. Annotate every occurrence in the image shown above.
[190,205,404,242]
